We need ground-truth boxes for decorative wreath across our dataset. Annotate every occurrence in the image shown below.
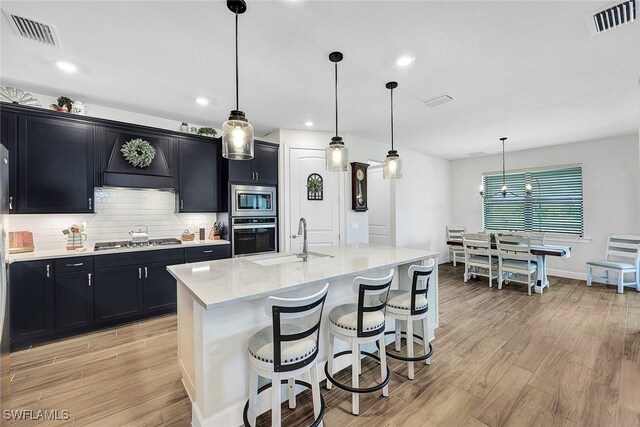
[121,138,156,168]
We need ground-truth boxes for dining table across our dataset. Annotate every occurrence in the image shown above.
[446,239,571,294]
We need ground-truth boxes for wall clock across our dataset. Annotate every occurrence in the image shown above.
[350,162,369,212]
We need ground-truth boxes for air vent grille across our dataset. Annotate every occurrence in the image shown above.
[589,0,636,34]
[2,9,60,47]
[424,95,454,108]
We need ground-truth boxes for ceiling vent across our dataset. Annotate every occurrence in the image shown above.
[424,95,454,108]
[2,9,60,47]
[588,0,636,34]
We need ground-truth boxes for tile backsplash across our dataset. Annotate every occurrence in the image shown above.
[9,188,218,251]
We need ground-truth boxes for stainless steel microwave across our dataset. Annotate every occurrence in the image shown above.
[231,185,277,217]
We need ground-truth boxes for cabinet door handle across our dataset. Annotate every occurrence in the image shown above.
[88,197,92,210]
[9,196,12,210]
[202,250,213,254]
[46,264,50,278]
[88,273,92,287]
[66,262,84,267]
[180,200,184,210]
[144,267,148,278]
[138,267,142,279]
[255,172,259,181]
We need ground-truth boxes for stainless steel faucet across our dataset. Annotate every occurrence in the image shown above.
[296,217,308,262]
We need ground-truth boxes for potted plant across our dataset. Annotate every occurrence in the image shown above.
[197,127,217,137]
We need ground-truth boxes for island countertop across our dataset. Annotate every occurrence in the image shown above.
[167,243,439,310]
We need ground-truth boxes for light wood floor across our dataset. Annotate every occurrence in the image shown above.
[9,264,640,426]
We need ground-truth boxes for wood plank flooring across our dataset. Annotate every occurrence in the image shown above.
[9,263,640,426]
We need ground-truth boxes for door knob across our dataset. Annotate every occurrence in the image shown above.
[291,234,298,239]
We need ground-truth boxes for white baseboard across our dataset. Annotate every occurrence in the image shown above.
[547,268,586,281]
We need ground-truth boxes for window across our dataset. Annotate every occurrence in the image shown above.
[483,165,584,236]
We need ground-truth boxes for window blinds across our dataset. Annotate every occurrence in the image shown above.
[483,166,583,236]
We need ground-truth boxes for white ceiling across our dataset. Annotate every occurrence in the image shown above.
[1,1,638,160]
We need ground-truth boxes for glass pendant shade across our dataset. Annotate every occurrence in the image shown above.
[326,136,348,171]
[222,110,254,160]
[383,150,403,179]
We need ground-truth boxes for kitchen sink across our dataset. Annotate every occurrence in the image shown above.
[249,251,332,266]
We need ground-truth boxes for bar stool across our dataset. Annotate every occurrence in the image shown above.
[243,284,329,427]
[325,269,394,416]
[377,261,434,380]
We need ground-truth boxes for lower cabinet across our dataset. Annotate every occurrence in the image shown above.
[143,259,183,313]
[55,270,94,332]
[9,244,231,349]
[94,265,144,325]
[10,260,54,345]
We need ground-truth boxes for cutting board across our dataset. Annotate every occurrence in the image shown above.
[9,231,34,254]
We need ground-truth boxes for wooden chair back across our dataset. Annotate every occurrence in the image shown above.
[461,233,492,258]
[446,226,466,242]
[606,234,640,268]
[495,234,533,262]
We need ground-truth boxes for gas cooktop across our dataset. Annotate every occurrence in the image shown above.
[94,238,182,252]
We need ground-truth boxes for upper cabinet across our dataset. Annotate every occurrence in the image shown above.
[228,141,278,185]
[1,111,17,213]
[177,137,221,212]
[18,114,94,213]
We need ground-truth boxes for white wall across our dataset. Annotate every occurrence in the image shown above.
[10,188,216,251]
[450,133,640,279]
[266,129,452,262]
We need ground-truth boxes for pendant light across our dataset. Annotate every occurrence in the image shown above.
[383,81,403,179]
[222,0,254,160]
[326,51,348,171]
[479,137,533,198]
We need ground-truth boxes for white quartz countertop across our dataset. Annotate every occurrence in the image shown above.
[167,244,439,310]
[9,239,230,263]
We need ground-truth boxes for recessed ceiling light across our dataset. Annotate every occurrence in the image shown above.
[396,56,414,67]
[196,97,209,106]
[55,60,78,73]
[304,121,314,127]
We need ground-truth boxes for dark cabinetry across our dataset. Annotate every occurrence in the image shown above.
[55,269,94,333]
[18,115,94,213]
[1,112,17,213]
[177,138,221,212]
[228,141,278,185]
[184,245,231,263]
[94,249,183,324]
[10,261,54,344]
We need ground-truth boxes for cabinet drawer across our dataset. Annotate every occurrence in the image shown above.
[55,256,94,273]
[184,245,230,262]
[94,248,184,268]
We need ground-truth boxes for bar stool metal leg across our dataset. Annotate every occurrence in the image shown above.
[422,316,431,365]
[395,319,402,352]
[379,335,389,397]
[326,336,334,390]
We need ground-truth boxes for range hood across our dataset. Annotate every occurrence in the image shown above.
[103,132,174,190]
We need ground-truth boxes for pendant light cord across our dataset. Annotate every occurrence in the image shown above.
[390,87,394,151]
[334,62,338,137]
[235,12,239,111]
[502,139,506,186]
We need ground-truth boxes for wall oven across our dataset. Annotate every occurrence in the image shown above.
[231,185,276,217]
[232,217,277,256]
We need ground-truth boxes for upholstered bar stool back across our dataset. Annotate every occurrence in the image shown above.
[244,284,329,427]
[380,260,435,380]
[325,269,394,416]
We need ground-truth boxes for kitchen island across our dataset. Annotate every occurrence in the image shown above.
[167,243,440,427]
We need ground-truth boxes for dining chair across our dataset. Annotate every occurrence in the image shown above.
[446,226,466,266]
[495,234,537,295]
[587,234,640,294]
[461,233,497,287]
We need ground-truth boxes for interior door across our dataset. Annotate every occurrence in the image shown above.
[289,148,340,251]
[368,164,392,245]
